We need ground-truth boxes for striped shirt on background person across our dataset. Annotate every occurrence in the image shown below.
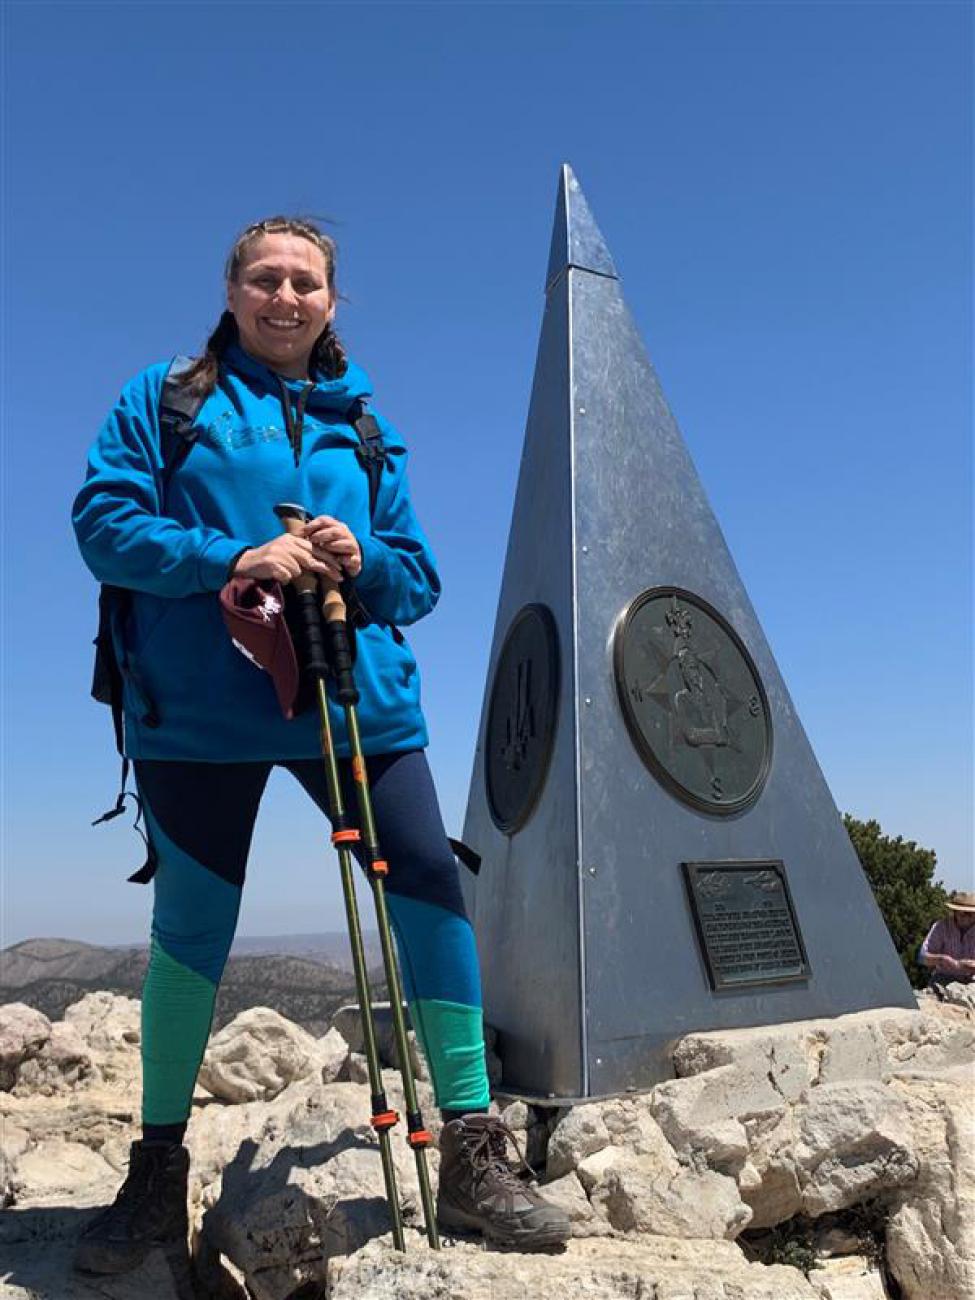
[919,916,975,972]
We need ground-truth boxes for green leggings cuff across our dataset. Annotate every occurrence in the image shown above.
[410,997,491,1111]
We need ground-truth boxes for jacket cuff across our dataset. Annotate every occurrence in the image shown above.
[354,535,393,603]
[199,535,253,591]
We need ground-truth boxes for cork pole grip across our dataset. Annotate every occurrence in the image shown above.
[273,502,347,619]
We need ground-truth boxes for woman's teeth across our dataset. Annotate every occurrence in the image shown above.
[263,319,302,330]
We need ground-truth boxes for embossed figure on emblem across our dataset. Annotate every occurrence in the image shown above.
[615,587,772,815]
[500,658,536,773]
[673,647,730,749]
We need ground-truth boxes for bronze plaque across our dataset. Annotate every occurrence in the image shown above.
[615,588,771,814]
[486,604,559,835]
[683,861,809,989]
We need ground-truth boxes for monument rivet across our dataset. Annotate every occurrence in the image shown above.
[584,696,592,706]
[587,866,597,877]
[578,406,586,415]
[581,545,589,554]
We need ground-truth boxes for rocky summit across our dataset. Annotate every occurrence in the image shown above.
[0,985,972,1300]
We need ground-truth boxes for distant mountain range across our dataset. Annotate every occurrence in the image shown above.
[0,935,386,1036]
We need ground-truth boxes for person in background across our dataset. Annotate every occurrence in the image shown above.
[919,890,975,985]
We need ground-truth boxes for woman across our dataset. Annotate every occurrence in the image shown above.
[72,216,569,1271]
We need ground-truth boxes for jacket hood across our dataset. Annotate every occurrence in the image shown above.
[223,342,373,414]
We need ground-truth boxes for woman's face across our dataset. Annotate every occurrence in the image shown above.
[227,232,335,379]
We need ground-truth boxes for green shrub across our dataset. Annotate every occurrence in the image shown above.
[844,814,948,987]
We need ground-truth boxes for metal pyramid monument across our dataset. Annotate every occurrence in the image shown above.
[460,164,914,1101]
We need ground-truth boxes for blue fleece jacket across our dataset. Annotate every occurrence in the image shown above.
[72,343,440,760]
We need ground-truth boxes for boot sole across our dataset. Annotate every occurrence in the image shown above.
[437,1199,570,1251]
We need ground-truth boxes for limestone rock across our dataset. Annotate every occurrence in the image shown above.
[885,1074,975,1300]
[62,991,141,1087]
[9,1138,117,1207]
[190,1076,438,1300]
[328,1235,821,1299]
[0,1003,51,1090]
[318,1024,350,1083]
[1,1120,29,1208]
[198,1007,347,1102]
[547,1102,612,1178]
[540,1170,604,1234]
[807,1255,888,1299]
[13,1020,92,1096]
[330,1002,428,1081]
[578,1146,751,1240]
[795,1081,919,1216]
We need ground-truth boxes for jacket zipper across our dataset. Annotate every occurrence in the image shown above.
[277,377,313,467]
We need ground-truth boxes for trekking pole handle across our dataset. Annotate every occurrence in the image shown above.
[273,502,346,623]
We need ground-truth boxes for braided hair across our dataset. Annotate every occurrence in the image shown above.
[177,216,349,398]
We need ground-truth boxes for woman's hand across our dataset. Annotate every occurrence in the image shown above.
[303,515,363,579]
[232,534,343,583]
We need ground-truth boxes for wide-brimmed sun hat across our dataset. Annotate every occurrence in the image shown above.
[946,891,975,913]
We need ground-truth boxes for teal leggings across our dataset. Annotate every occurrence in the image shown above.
[135,750,490,1127]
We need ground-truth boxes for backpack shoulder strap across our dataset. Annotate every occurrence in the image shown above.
[159,355,205,489]
[348,397,389,519]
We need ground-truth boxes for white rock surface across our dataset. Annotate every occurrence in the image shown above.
[62,991,141,1087]
[197,1006,347,1102]
[9,1138,116,1206]
[328,1235,822,1300]
[578,1145,752,1239]
[885,1073,975,1300]
[808,1255,888,1299]
[12,1020,92,1096]
[1,994,970,1300]
[0,1003,51,1090]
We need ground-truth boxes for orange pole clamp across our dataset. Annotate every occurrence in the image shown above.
[370,859,389,877]
[407,1129,432,1148]
[371,1109,400,1132]
[352,755,366,783]
[332,829,361,845]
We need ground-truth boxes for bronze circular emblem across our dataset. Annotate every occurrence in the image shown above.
[486,604,559,835]
[614,588,771,815]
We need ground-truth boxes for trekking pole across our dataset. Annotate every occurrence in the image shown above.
[275,504,440,1252]
[273,503,406,1253]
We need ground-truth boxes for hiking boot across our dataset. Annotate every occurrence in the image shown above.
[437,1114,570,1250]
[73,1139,190,1275]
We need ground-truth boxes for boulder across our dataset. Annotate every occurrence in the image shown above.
[0,1003,51,1090]
[190,1075,439,1300]
[885,1074,975,1300]
[62,991,141,1087]
[198,1007,348,1102]
[13,1020,92,1096]
[794,1081,919,1216]
[578,1146,752,1239]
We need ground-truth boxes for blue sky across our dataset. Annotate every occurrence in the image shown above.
[2,1,971,947]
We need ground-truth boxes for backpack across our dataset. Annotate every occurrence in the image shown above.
[89,354,391,851]
[90,356,480,882]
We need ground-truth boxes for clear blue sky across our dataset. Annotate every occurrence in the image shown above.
[2,2,971,947]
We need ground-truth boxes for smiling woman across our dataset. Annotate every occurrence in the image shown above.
[70,213,570,1274]
[227,226,337,378]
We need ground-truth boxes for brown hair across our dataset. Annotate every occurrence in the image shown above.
[177,215,348,398]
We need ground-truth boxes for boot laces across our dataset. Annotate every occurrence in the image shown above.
[465,1118,535,1188]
